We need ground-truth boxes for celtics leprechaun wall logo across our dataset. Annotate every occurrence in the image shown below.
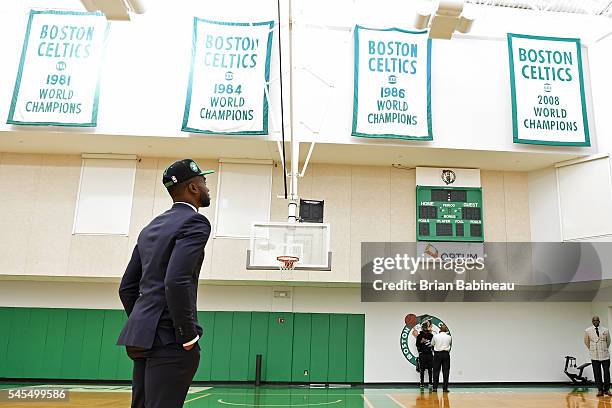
[400,313,451,366]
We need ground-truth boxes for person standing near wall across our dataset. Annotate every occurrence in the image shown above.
[416,320,434,389]
[117,159,214,408]
[585,316,612,397]
[432,323,452,393]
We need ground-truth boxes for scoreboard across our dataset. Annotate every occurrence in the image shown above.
[416,186,483,242]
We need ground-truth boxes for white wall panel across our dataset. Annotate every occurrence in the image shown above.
[558,157,612,240]
[215,161,272,238]
[73,157,136,235]
[528,167,563,242]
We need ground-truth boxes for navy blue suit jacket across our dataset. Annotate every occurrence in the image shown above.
[117,203,211,349]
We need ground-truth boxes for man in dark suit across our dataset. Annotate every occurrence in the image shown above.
[117,159,213,408]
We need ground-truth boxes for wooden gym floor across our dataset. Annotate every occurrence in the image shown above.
[0,384,607,408]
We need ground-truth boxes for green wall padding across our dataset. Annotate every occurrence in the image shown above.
[247,312,270,381]
[346,314,366,382]
[42,309,68,379]
[266,313,294,382]
[210,311,233,380]
[229,312,252,381]
[291,313,312,382]
[6,308,31,378]
[0,308,11,377]
[61,309,87,379]
[310,313,331,382]
[0,307,364,383]
[328,314,348,382]
[194,311,215,381]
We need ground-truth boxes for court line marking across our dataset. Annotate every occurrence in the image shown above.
[361,394,375,408]
[25,385,132,393]
[206,393,352,396]
[190,387,213,393]
[19,384,210,394]
[386,394,408,408]
[185,393,211,404]
[217,398,342,407]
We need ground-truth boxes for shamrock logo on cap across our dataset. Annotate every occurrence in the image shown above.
[190,161,199,172]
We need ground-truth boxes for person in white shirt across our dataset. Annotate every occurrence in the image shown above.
[431,323,452,393]
[584,316,612,397]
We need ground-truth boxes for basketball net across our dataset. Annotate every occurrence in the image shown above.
[277,255,299,280]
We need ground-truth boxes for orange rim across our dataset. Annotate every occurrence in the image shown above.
[277,255,299,269]
[277,255,299,262]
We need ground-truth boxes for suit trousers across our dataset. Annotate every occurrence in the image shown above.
[592,359,611,392]
[126,344,200,408]
[419,352,433,385]
[433,351,450,391]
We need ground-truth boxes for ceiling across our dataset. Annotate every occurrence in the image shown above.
[1,1,610,45]
[468,0,612,17]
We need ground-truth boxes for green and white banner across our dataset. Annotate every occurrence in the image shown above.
[507,34,590,146]
[352,26,432,140]
[182,18,273,135]
[7,10,108,127]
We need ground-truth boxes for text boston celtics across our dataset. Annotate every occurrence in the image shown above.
[517,46,579,132]
[366,39,419,126]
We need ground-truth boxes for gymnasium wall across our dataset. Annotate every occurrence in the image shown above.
[527,160,612,319]
[0,153,531,283]
[564,21,612,316]
[0,281,596,383]
[589,28,612,157]
[1,152,602,383]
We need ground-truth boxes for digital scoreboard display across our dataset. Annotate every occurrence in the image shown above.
[416,186,483,242]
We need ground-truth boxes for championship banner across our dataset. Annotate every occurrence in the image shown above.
[182,18,273,135]
[507,34,590,146]
[7,10,108,127]
[352,26,432,140]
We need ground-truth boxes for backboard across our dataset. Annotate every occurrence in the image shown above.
[246,222,332,270]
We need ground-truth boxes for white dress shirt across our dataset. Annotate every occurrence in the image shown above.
[175,201,198,213]
[173,201,200,348]
[432,332,452,352]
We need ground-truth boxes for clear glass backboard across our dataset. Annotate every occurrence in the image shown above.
[247,222,331,270]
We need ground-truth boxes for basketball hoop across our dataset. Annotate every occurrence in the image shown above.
[277,255,299,272]
[277,255,299,280]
